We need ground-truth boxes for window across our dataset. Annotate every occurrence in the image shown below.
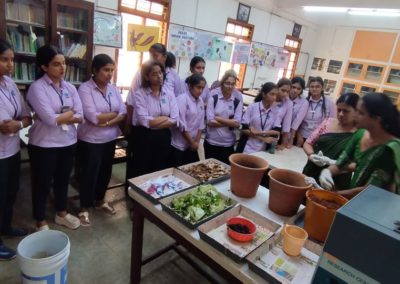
[280,35,302,79]
[218,18,254,88]
[116,0,170,97]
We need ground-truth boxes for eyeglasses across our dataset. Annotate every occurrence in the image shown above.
[223,82,236,87]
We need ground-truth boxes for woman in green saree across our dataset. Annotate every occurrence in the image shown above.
[303,93,359,189]
[320,93,400,198]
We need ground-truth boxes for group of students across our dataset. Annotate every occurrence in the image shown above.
[1,39,400,260]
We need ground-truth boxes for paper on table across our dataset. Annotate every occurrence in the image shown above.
[207,215,274,258]
[254,243,319,284]
[139,175,191,199]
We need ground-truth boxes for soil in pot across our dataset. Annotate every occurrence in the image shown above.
[304,190,348,242]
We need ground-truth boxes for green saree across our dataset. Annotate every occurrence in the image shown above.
[336,129,400,194]
[303,132,354,189]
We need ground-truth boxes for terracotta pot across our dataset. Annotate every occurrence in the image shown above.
[282,224,308,257]
[304,189,348,242]
[229,154,269,198]
[268,169,311,216]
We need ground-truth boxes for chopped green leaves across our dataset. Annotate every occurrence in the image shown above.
[170,184,233,223]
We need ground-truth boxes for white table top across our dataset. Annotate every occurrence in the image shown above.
[252,147,308,173]
[128,179,304,283]
[243,89,259,97]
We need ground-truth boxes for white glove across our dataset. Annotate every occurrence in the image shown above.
[319,168,335,190]
[310,151,336,167]
[304,176,323,189]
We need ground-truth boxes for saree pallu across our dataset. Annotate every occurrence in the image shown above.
[303,132,353,190]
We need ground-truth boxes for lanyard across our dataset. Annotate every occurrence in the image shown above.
[310,100,322,119]
[97,88,112,112]
[51,85,64,106]
[0,86,18,119]
[259,103,271,131]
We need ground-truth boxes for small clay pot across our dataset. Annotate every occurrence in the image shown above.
[229,154,269,198]
[268,169,311,216]
[304,189,348,242]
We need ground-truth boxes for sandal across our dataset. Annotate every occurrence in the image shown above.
[78,212,91,227]
[95,202,116,215]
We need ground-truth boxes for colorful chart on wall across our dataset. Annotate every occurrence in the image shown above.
[194,32,215,59]
[127,24,159,52]
[93,12,122,48]
[168,26,196,59]
[273,49,290,68]
[231,42,251,64]
[248,42,268,66]
[209,38,233,62]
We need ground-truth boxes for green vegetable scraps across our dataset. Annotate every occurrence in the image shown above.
[170,184,233,223]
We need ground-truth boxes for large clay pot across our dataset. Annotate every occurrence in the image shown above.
[268,169,311,216]
[304,189,348,242]
[229,154,269,198]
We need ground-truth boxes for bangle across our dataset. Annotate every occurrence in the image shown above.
[106,121,109,126]
[19,121,24,129]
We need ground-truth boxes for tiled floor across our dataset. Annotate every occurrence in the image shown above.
[0,147,223,284]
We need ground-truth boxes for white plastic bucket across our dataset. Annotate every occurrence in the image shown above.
[17,230,70,284]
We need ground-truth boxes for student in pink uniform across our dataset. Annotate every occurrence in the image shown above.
[187,56,210,104]
[239,82,280,154]
[205,70,243,164]
[27,45,83,231]
[171,74,206,166]
[274,78,293,149]
[76,54,126,226]
[288,77,308,148]
[209,70,243,103]
[131,60,179,177]
[298,76,336,146]
[0,39,31,260]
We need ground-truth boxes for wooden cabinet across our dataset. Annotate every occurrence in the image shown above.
[50,0,94,85]
[0,0,50,84]
[345,61,386,83]
[0,0,93,86]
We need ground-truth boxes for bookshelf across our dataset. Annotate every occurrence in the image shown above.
[0,0,49,84]
[51,0,94,84]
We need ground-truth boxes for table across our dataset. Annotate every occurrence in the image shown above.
[252,147,308,173]
[128,179,303,283]
[243,89,259,97]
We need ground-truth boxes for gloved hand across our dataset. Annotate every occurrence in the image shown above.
[304,176,323,189]
[310,151,336,167]
[319,168,335,190]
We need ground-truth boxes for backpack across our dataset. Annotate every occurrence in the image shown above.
[212,94,240,116]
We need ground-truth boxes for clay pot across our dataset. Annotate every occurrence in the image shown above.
[304,189,348,242]
[229,154,269,198]
[268,169,311,216]
[282,224,308,256]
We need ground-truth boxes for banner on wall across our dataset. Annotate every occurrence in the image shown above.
[273,49,290,68]
[209,38,233,62]
[248,42,289,68]
[127,24,159,52]
[194,32,215,59]
[248,42,268,66]
[168,26,196,58]
[231,42,251,64]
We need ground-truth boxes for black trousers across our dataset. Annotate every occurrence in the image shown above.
[170,146,199,167]
[203,140,234,165]
[28,144,75,222]
[77,140,116,208]
[129,126,171,178]
[0,152,21,236]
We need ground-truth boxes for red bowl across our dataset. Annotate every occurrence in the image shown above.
[227,217,256,242]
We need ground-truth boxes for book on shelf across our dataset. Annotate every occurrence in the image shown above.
[65,65,84,83]
[59,38,87,59]
[13,62,36,82]
[6,2,45,25]
[7,27,43,54]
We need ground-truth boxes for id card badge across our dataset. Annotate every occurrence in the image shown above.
[61,124,69,131]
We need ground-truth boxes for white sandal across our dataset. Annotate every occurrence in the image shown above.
[78,212,91,227]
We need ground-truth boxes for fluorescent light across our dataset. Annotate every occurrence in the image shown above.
[303,6,348,13]
[348,8,400,17]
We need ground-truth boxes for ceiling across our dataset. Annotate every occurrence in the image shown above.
[245,0,400,29]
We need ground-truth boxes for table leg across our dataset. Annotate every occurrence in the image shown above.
[130,203,144,284]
